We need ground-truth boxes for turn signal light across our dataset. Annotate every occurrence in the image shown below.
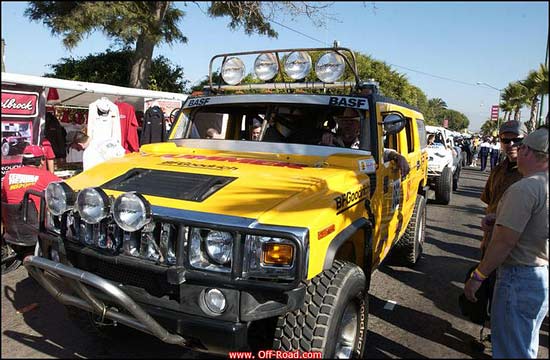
[261,243,294,266]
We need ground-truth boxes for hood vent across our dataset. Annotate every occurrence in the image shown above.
[101,168,236,202]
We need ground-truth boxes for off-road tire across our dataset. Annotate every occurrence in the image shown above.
[391,195,426,266]
[273,260,368,358]
[1,240,22,274]
[1,141,10,157]
[435,166,452,205]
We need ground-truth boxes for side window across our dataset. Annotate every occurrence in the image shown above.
[384,133,398,152]
[416,119,427,149]
[405,118,414,153]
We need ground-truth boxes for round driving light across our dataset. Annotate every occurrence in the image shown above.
[45,182,75,216]
[76,188,110,224]
[204,288,227,314]
[284,51,312,80]
[315,52,345,83]
[113,192,151,232]
[254,53,279,81]
[205,231,233,265]
[221,57,246,85]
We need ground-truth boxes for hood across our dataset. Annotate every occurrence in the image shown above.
[65,143,372,226]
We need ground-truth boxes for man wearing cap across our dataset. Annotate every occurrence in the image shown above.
[464,126,548,358]
[1,145,61,212]
[479,120,527,252]
[320,108,410,177]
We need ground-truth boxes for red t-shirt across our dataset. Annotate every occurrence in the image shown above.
[2,165,61,211]
[40,139,56,160]
[115,101,140,153]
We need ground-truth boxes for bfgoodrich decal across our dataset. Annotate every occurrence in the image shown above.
[334,185,368,214]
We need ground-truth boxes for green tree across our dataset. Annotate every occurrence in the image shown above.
[25,1,330,89]
[520,64,549,132]
[45,49,190,93]
[501,82,529,121]
[480,118,499,136]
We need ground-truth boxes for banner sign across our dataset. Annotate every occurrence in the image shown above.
[490,105,499,121]
[1,90,39,118]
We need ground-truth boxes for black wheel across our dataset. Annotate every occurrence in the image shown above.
[391,194,426,266]
[435,166,452,205]
[2,240,22,274]
[273,260,368,358]
[1,141,10,157]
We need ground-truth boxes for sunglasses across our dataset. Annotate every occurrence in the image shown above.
[500,137,523,145]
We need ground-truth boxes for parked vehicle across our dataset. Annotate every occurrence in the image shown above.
[23,46,429,358]
[425,125,461,204]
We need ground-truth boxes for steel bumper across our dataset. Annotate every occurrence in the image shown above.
[23,255,190,346]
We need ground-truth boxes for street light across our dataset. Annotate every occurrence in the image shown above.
[476,81,504,129]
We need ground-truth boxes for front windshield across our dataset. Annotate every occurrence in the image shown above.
[171,102,371,151]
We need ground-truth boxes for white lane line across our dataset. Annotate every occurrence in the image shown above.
[383,300,397,310]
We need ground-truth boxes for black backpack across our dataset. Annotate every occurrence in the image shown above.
[458,265,496,325]
[140,106,166,145]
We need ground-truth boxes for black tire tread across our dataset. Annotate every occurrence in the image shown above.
[391,195,426,266]
[273,260,364,356]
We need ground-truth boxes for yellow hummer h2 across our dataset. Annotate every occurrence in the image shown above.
[24,46,428,358]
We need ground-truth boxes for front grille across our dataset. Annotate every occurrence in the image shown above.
[66,249,177,299]
[101,168,235,202]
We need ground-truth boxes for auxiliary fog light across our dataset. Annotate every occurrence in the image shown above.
[254,53,278,81]
[284,51,312,80]
[315,51,345,83]
[221,57,246,85]
[204,288,227,314]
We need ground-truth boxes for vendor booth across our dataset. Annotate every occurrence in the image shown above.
[1,72,188,179]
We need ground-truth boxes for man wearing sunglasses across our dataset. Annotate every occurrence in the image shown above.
[465,126,548,358]
[479,120,527,252]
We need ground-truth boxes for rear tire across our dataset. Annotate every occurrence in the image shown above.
[391,195,426,266]
[273,260,368,358]
[435,166,452,205]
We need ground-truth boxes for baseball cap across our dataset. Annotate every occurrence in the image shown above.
[499,120,527,136]
[522,127,548,153]
[22,145,45,158]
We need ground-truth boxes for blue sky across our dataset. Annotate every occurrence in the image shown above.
[2,1,548,131]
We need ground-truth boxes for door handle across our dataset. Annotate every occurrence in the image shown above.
[416,160,421,170]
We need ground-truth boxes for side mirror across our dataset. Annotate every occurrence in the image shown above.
[383,112,406,135]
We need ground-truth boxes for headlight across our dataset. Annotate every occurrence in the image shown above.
[189,228,233,273]
[113,192,151,232]
[221,56,246,85]
[45,182,75,216]
[76,187,110,224]
[205,230,233,265]
[284,51,312,80]
[254,53,278,81]
[315,51,345,83]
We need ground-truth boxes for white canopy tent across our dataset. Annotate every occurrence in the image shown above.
[1,72,188,110]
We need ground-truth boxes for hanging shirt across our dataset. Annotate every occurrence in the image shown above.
[115,101,140,153]
[87,98,122,146]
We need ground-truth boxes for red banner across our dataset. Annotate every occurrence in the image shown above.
[1,90,39,117]
[490,105,499,121]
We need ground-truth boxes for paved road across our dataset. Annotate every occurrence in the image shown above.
[2,167,548,358]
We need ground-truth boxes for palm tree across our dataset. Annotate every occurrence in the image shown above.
[520,64,549,132]
[499,100,514,121]
[501,82,529,121]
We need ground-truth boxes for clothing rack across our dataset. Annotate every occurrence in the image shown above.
[48,104,89,110]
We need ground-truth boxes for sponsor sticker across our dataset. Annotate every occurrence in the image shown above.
[358,159,376,174]
[328,96,368,109]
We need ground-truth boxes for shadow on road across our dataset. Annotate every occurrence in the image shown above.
[365,330,427,358]
[2,273,207,359]
[368,294,490,359]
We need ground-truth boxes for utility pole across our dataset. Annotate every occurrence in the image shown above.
[538,21,549,127]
